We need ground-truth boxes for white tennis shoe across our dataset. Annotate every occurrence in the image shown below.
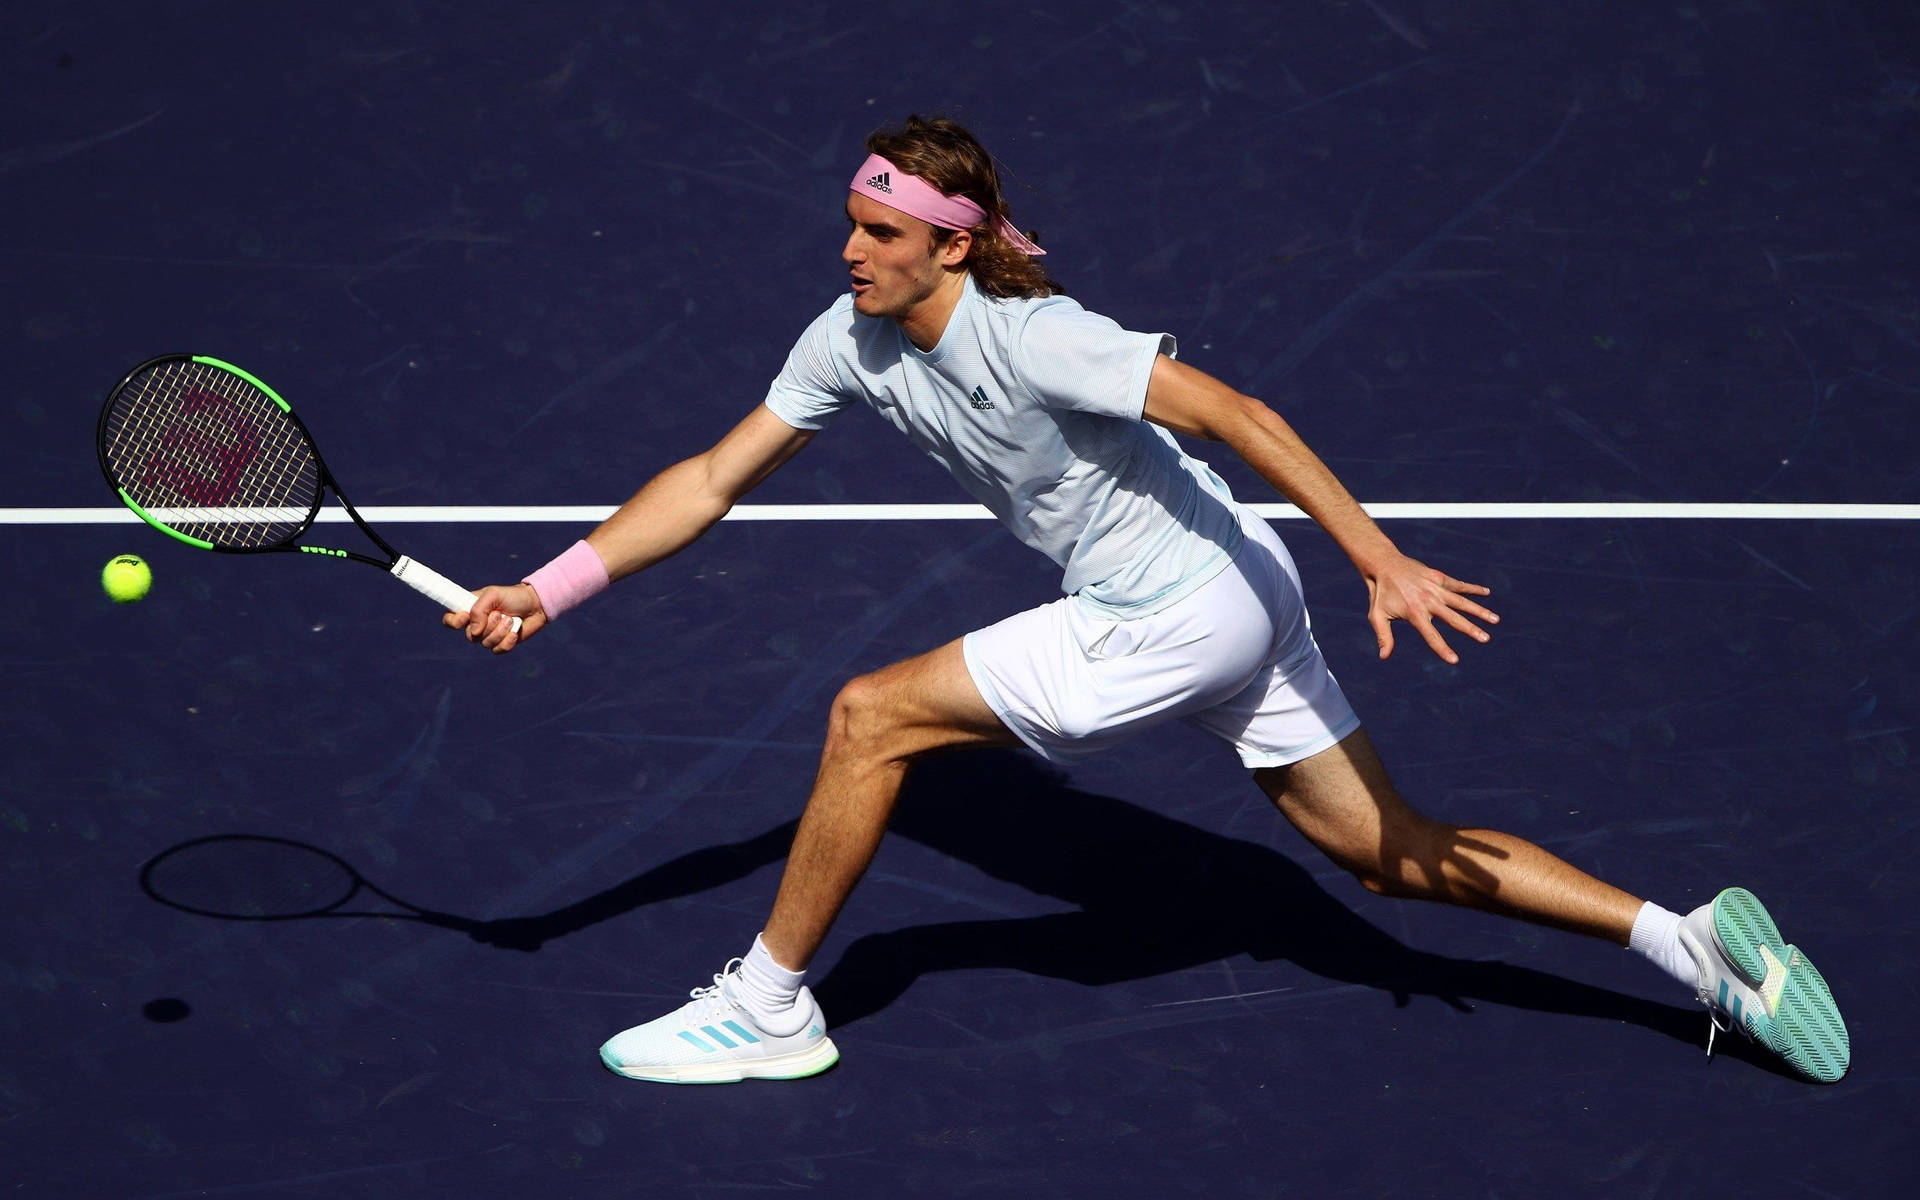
[599,959,839,1084]
[1677,887,1849,1083]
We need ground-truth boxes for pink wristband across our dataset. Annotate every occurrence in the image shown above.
[522,540,610,620]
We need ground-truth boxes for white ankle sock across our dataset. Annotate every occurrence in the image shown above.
[1628,901,1699,991]
[733,933,805,1023]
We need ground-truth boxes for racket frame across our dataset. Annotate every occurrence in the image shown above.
[97,353,401,568]
[97,354,511,623]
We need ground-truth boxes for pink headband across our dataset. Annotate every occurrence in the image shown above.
[849,153,1045,256]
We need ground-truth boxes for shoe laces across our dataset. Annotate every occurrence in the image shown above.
[687,958,745,1004]
[1698,988,1750,1062]
[1704,1006,1730,1060]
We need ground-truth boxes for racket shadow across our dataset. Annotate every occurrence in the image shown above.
[137,824,799,953]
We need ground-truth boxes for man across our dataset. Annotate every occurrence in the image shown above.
[449,116,1848,1085]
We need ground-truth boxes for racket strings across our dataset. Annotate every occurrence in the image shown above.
[180,361,318,544]
[103,359,320,548]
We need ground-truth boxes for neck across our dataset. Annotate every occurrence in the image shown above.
[895,269,969,351]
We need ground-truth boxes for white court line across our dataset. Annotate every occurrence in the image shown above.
[4,502,1919,524]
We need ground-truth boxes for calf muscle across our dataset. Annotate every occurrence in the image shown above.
[1256,730,1642,944]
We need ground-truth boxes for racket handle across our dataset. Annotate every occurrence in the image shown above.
[391,556,524,634]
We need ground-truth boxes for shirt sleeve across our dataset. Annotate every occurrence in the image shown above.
[1011,299,1177,421]
[763,304,857,431]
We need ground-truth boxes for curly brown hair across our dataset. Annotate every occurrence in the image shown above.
[864,115,1064,299]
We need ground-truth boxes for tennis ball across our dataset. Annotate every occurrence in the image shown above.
[102,554,152,603]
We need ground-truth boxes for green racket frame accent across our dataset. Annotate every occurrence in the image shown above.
[191,355,292,413]
[100,353,330,556]
[116,486,216,550]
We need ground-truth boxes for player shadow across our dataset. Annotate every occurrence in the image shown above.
[808,750,1788,1077]
[136,752,1783,1077]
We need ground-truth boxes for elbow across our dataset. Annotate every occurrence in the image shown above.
[670,455,740,525]
[1208,391,1274,444]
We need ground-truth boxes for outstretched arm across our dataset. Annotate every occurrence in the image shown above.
[1142,354,1497,664]
[581,404,815,580]
[449,404,815,652]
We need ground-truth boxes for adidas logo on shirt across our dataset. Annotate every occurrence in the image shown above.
[865,171,892,194]
[967,385,995,411]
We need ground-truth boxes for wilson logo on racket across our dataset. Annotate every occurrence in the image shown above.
[140,387,262,507]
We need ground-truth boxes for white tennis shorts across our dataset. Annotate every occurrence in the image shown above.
[962,509,1361,768]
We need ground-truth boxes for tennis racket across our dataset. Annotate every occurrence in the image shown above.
[96,354,516,629]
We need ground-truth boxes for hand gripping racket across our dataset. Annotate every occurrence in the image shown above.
[96,354,516,629]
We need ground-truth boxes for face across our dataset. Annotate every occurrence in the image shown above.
[843,191,963,320]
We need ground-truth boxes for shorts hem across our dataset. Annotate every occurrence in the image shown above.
[1232,712,1364,770]
[960,632,1071,764]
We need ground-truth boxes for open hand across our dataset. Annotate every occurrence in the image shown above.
[1364,554,1499,665]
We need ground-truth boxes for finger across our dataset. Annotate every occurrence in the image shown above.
[491,610,525,650]
[1370,610,1395,660]
[1436,606,1490,644]
[490,619,520,655]
[1414,614,1459,665]
[444,611,470,630]
[1446,593,1501,625]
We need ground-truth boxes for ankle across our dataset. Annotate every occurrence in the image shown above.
[733,933,806,1022]
[1628,901,1699,991]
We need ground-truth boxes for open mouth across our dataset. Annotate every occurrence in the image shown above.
[850,274,872,294]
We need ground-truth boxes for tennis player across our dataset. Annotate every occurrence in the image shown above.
[450,115,1849,1085]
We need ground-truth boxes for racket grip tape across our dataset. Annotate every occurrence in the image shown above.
[391,556,524,634]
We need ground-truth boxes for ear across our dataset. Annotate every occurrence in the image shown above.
[938,228,973,268]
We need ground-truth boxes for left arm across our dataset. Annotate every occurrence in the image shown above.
[1142,354,1498,665]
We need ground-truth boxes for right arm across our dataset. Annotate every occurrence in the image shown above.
[450,404,814,651]
[585,403,815,580]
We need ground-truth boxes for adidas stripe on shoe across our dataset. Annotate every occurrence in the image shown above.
[598,959,839,1084]
[1677,887,1850,1083]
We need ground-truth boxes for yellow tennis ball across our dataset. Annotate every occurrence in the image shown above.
[102,554,152,603]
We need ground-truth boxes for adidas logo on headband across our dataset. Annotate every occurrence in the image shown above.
[864,171,892,194]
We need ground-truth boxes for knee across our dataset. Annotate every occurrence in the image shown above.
[1343,813,1461,900]
[1342,852,1405,897]
[1353,864,1409,897]
[825,673,907,764]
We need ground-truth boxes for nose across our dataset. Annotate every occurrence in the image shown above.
[842,229,865,266]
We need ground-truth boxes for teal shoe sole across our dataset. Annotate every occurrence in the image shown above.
[1712,887,1850,1083]
[599,1037,840,1084]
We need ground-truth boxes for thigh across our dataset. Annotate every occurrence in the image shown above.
[843,637,1024,760]
[1185,515,1361,767]
[1252,727,1429,869]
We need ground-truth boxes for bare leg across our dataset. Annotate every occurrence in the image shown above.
[1255,728,1643,944]
[760,638,1019,969]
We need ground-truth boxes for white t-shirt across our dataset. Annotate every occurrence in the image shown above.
[762,274,1246,618]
